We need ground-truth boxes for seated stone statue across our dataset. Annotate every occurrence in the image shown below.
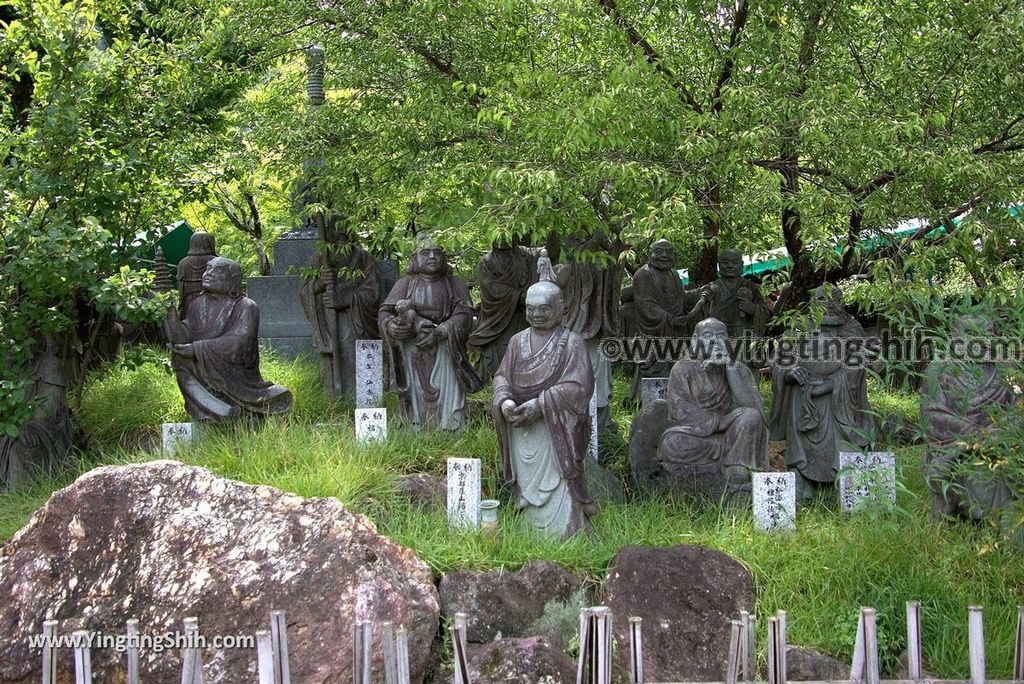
[165,257,293,423]
[922,314,1020,525]
[769,283,875,500]
[659,318,768,490]
[379,235,484,431]
[493,252,597,539]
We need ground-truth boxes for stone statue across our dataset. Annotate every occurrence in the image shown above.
[690,249,769,340]
[165,257,293,423]
[176,231,218,319]
[379,235,484,431]
[493,251,597,538]
[555,229,623,433]
[300,216,381,396]
[921,314,1020,524]
[627,239,698,405]
[467,239,540,379]
[657,317,769,493]
[0,336,71,490]
[768,283,875,500]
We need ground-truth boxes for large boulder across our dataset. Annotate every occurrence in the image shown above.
[786,645,849,681]
[603,545,755,683]
[0,461,439,683]
[438,560,582,644]
[450,637,577,684]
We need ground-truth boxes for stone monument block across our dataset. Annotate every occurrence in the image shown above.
[752,472,796,532]
[355,340,383,409]
[354,408,387,443]
[161,423,193,456]
[589,390,598,460]
[447,458,481,531]
[839,451,896,512]
[641,377,668,408]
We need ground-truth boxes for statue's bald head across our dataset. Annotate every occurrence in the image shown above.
[202,257,243,298]
[525,281,564,332]
[718,249,743,278]
[649,239,676,270]
[694,317,728,338]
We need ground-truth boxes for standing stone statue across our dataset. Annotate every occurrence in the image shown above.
[176,231,218,319]
[379,235,484,431]
[922,314,1020,524]
[690,249,769,340]
[555,229,623,433]
[165,257,293,423]
[769,284,874,500]
[493,251,597,539]
[0,336,71,490]
[627,239,698,405]
[300,215,381,397]
[657,317,769,493]
[467,239,540,379]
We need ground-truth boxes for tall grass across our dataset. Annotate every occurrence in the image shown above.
[0,353,1021,678]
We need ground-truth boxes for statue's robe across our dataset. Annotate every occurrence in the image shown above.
[555,254,621,424]
[697,276,769,338]
[493,326,595,539]
[627,263,695,404]
[379,274,483,431]
[300,245,381,396]
[921,360,1019,518]
[171,294,293,423]
[658,360,768,472]
[176,254,216,319]
[468,246,539,377]
[768,328,874,483]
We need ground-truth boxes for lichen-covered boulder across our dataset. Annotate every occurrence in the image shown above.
[449,637,577,684]
[0,461,439,683]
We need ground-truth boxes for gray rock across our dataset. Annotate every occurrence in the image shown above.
[603,544,756,683]
[439,560,582,644]
[451,637,577,684]
[0,461,439,683]
[586,458,625,504]
[395,473,447,509]
[786,645,849,681]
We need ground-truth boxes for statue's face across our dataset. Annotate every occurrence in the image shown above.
[695,322,729,360]
[202,259,234,295]
[718,250,743,278]
[649,242,676,270]
[811,285,845,325]
[525,287,563,332]
[419,247,445,275]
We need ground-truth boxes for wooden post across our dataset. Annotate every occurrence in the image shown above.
[1014,605,1024,682]
[906,601,923,681]
[590,607,613,684]
[629,616,644,684]
[851,609,866,682]
[863,608,880,684]
[352,622,372,684]
[577,607,592,684]
[72,630,92,684]
[256,631,275,684]
[41,620,58,684]
[767,617,780,684]
[726,620,741,684]
[126,619,140,684]
[777,610,788,684]
[450,622,471,684]
[270,610,291,684]
[745,613,757,684]
[396,626,411,684]
[382,622,399,684]
[181,617,204,684]
[969,606,985,684]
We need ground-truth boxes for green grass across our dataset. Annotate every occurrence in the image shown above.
[1,353,1022,678]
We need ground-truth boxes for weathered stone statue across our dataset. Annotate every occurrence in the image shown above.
[658,318,769,491]
[176,231,218,318]
[555,229,623,433]
[300,216,381,396]
[493,252,597,538]
[627,239,697,405]
[922,314,1020,525]
[690,249,769,340]
[165,257,293,423]
[768,284,875,500]
[0,336,71,490]
[468,239,540,378]
[379,236,484,431]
